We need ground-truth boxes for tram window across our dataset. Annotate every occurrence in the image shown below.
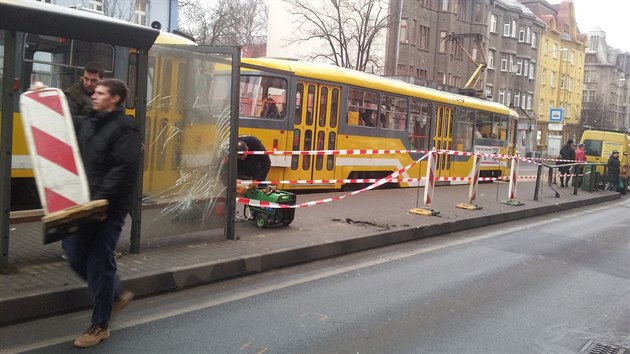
[409,99,431,150]
[291,129,301,170]
[455,110,475,152]
[239,75,287,119]
[160,60,172,112]
[306,85,315,125]
[315,131,325,170]
[327,132,336,170]
[381,95,408,130]
[295,84,304,125]
[330,89,339,128]
[23,34,114,89]
[302,130,313,169]
[474,112,507,146]
[347,88,378,127]
[318,87,328,127]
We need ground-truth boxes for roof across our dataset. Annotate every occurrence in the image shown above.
[0,0,159,50]
[242,58,518,117]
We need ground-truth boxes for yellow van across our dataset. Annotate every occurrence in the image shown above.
[580,130,630,191]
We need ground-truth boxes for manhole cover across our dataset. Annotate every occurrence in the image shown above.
[581,340,627,354]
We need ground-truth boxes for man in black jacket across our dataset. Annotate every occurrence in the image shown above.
[237,135,271,182]
[558,139,576,187]
[62,79,141,348]
[64,62,104,115]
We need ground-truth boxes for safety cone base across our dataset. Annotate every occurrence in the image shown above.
[501,199,524,206]
[456,202,482,210]
[409,207,440,216]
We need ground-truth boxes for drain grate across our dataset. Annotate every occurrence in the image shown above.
[581,340,627,354]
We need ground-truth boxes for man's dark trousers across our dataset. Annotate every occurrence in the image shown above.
[62,213,126,325]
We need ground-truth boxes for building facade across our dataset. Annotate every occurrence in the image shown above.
[521,0,587,156]
[40,0,177,31]
[486,0,546,156]
[582,28,630,133]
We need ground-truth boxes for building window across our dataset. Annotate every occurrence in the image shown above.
[400,18,408,43]
[90,0,103,12]
[566,104,571,118]
[550,71,555,87]
[514,92,520,107]
[529,63,535,80]
[439,31,448,52]
[541,69,546,85]
[570,51,575,64]
[437,72,446,84]
[501,54,508,71]
[527,95,532,110]
[523,60,529,77]
[585,70,597,82]
[560,75,565,89]
[511,20,517,38]
[441,0,449,11]
[488,50,495,69]
[412,19,417,45]
[486,85,493,99]
[503,19,511,36]
[419,26,430,49]
[552,43,558,58]
[474,4,482,23]
[531,32,537,48]
[518,27,525,42]
[134,0,148,26]
[526,27,531,43]
[562,48,568,61]
[568,78,573,92]
[417,69,427,80]
[516,58,522,75]
[507,90,512,107]
[490,14,497,33]
[499,89,505,105]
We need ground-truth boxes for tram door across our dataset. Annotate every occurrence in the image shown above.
[286,81,340,184]
[433,105,455,177]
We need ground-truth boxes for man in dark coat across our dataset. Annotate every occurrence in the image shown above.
[558,139,576,187]
[237,135,271,182]
[63,79,141,348]
[606,150,621,191]
[64,62,104,115]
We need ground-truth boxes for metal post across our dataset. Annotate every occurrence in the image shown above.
[129,49,150,254]
[0,31,16,272]
[534,163,543,201]
[572,165,578,195]
[226,48,241,240]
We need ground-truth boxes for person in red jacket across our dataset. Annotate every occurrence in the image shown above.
[574,143,587,187]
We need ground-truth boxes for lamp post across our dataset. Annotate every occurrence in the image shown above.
[539,47,568,157]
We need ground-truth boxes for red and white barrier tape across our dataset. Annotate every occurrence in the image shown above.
[237,152,430,208]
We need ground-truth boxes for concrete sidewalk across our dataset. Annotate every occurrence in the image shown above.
[0,180,621,326]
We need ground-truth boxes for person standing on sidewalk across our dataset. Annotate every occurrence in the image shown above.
[605,150,621,192]
[574,143,587,187]
[62,78,140,348]
[558,139,575,187]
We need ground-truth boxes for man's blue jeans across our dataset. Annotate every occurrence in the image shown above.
[62,213,126,325]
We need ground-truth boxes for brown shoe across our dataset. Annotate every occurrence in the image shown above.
[112,290,134,316]
[74,324,110,348]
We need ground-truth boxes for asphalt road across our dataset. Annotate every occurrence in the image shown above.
[3,198,629,354]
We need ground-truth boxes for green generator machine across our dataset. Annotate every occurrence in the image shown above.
[244,188,296,228]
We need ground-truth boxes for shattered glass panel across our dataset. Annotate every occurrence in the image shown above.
[141,45,232,239]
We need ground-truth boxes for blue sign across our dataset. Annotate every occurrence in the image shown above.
[549,108,564,122]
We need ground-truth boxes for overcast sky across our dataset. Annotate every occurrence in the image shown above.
[555,0,629,53]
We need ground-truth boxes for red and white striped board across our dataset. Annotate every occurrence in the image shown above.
[423,150,437,206]
[20,88,106,243]
[20,88,89,213]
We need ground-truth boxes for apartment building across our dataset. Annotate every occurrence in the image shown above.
[582,28,630,133]
[521,0,587,156]
[486,0,545,156]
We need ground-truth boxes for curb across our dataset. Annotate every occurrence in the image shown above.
[0,193,620,326]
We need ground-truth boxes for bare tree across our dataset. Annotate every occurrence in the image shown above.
[283,0,394,72]
[178,0,267,47]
